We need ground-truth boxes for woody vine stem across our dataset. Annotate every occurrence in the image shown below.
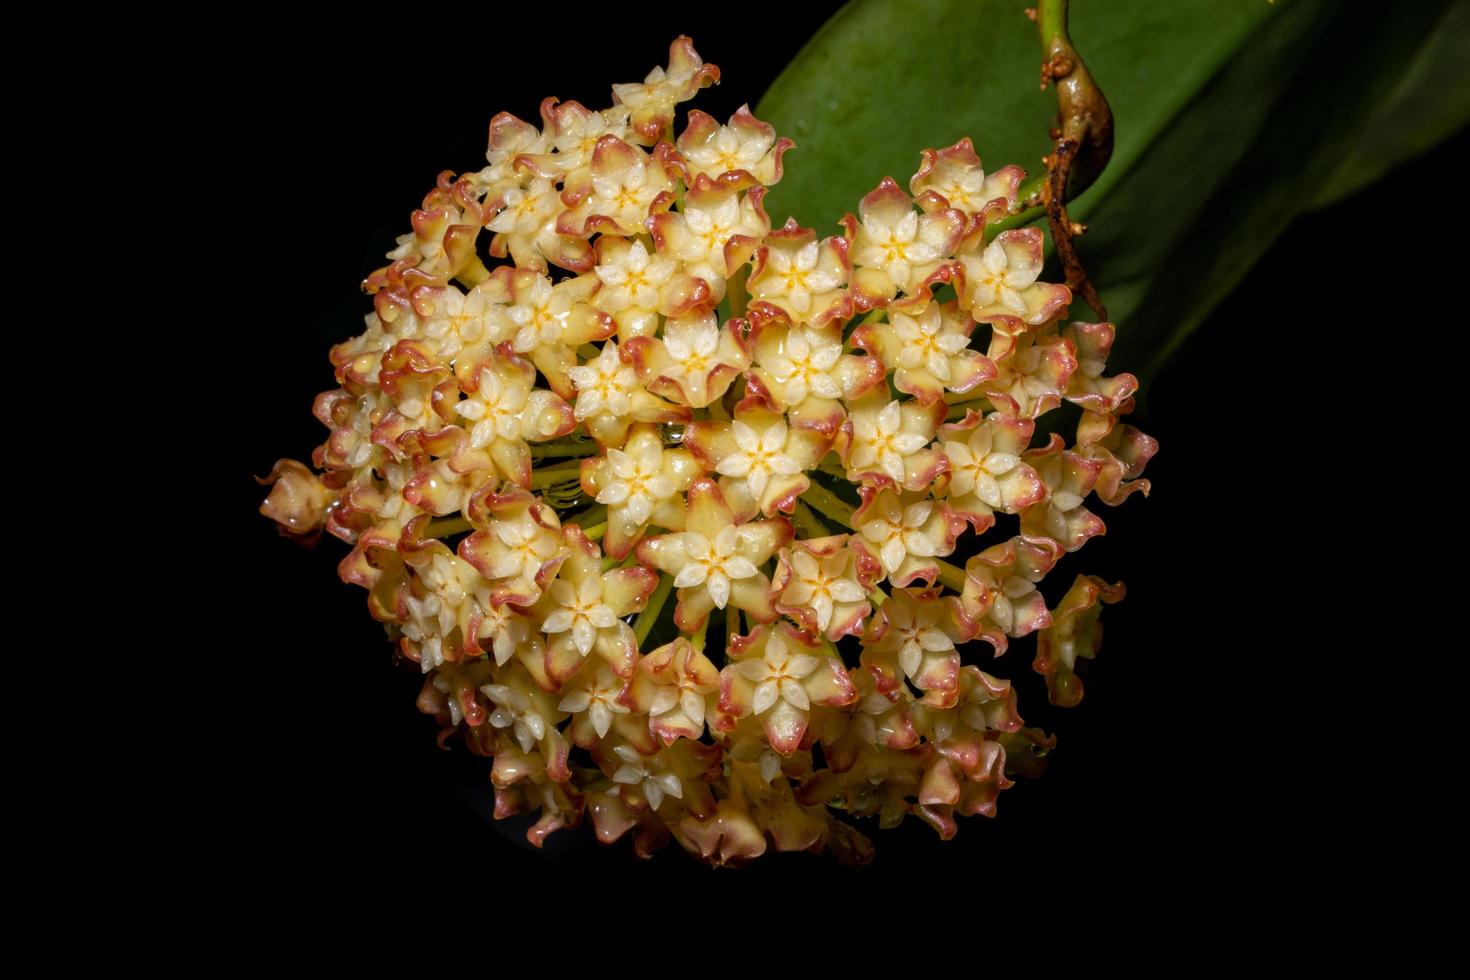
[1038,0,1112,318]
[999,0,1114,320]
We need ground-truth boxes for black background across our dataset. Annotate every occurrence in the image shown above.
[213,4,1457,908]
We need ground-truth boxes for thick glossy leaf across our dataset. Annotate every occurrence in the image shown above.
[759,0,1267,234]
[1078,0,1457,381]
[1312,1,1470,208]
[758,0,1467,387]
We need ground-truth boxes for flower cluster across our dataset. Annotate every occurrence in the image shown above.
[260,38,1156,865]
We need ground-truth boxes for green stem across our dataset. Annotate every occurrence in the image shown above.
[868,588,887,608]
[426,516,473,538]
[529,460,584,489]
[801,482,856,528]
[1036,0,1111,195]
[691,618,708,653]
[792,500,830,540]
[936,558,967,593]
[633,572,675,647]
[580,521,607,541]
[728,265,749,319]
[454,256,492,288]
[1038,0,1067,55]
[988,0,1115,261]
[943,390,994,421]
[1032,0,1113,319]
[985,202,1044,241]
[815,456,848,483]
[529,439,598,459]
[564,502,606,529]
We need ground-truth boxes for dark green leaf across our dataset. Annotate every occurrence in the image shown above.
[1311,1,1470,207]
[757,0,1466,390]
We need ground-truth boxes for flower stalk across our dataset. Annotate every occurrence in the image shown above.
[565,503,606,529]
[633,570,674,647]
[529,460,585,489]
[425,516,473,538]
[936,558,966,592]
[792,500,829,539]
[799,482,856,528]
[530,439,600,459]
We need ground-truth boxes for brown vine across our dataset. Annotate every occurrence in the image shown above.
[1036,0,1113,320]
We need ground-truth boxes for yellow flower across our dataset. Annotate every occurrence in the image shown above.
[260,35,1155,864]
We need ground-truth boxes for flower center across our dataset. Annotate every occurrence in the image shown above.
[780,268,810,293]
[696,543,732,575]
[802,571,835,601]
[626,470,650,498]
[880,234,910,264]
[514,537,541,563]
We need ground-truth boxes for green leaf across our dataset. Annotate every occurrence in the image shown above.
[757,0,1467,390]
[1311,1,1470,208]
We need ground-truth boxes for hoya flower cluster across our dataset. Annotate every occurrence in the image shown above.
[260,38,1156,865]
